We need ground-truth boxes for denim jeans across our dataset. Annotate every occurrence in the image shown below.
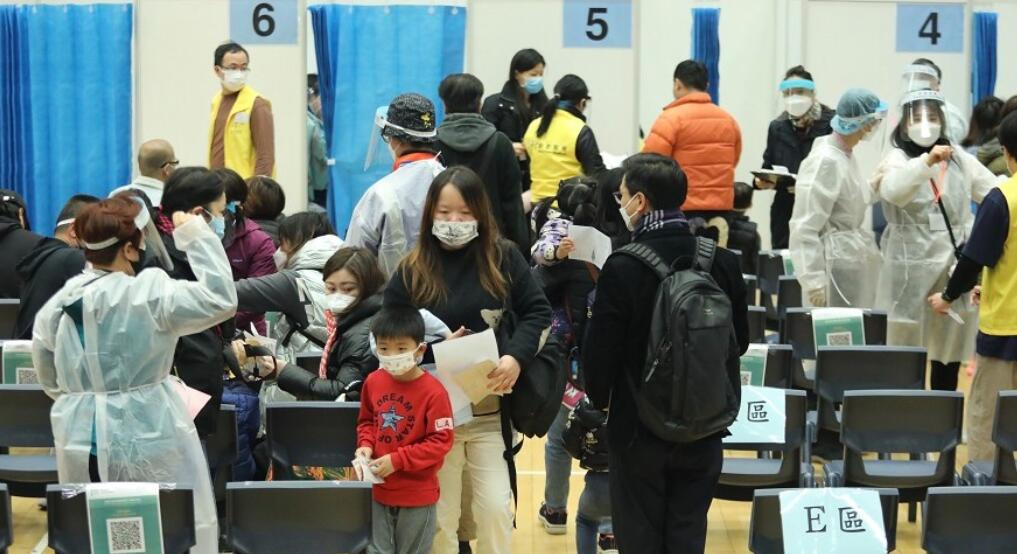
[543,406,572,510]
[576,472,613,554]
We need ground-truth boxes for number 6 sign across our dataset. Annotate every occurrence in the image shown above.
[230,0,298,45]
[896,3,963,53]
[563,0,632,49]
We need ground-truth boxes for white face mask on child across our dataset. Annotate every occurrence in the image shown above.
[378,350,421,376]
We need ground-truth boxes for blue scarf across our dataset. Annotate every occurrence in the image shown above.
[633,209,689,240]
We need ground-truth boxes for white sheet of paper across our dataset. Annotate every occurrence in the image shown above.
[352,456,385,484]
[432,329,501,405]
[568,225,613,268]
[426,367,474,427]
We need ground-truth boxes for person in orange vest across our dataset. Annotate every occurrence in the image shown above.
[208,42,275,179]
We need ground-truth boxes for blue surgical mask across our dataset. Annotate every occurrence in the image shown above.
[210,214,226,239]
[524,76,543,95]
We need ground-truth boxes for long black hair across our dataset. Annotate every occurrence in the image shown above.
[506,48,548,121]
[962,96,1004,148]
[891,100,952,161]
[536,74,589,137]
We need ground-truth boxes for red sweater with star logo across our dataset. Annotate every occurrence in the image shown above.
[356,369,454,507]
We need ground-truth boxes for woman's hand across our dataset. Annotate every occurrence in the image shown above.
[972,286,982,306]
[172,211,198,228]
[447,326,470,340]
[754,177,776,190]
[928,292,952,315]
[557,238,576,260]
[927,145,953,166]
[512,142,527,159]
[488,355,521,394]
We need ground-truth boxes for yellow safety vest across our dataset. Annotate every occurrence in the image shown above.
[208,85,269,179]
[523,109,587,203]
[980,174,1017,336]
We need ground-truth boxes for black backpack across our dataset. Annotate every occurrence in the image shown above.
[615,238,740,443]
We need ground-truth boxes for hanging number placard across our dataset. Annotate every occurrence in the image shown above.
[896,3,963,53]
[563,0,632,48]
[230,0,298,45]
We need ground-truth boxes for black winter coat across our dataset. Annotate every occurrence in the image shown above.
[0,218,43,298]
[482,82,547,190]
[15,238,86,339]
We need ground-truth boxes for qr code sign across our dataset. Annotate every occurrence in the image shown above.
[107,516,146,553]
[826,332,853,346]
[17,367,38,385]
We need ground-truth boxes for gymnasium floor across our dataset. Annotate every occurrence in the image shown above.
[7,370,972,553]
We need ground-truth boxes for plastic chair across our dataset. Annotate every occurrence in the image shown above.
[922,486,1017,554]
[749,487,899,553]
[812,346,927,435]
[775,276,801,320]
[203,405,237,503]
[0,385,57,497]
[226,481,372,554]
[755,344,794,389]
[716,389,813,501]
[0,300,18,340]
[47,484,195,554]
[824,390,963,522]
[757,250,786,330]
[265,401,359,480]
[748,306,767,344]
[962,391,1017,486]
[781,309,888,389]
[744,274,759,306]
[0,484,10,554]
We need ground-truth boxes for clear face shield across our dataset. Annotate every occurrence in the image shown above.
[902,90,946,148]
[902,64,941,94]
[83,196,173,271]
[363,106,437,171]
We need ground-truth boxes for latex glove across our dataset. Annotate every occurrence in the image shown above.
[928,293,952,315]
[927,145,954,166]
[807,288,827,308]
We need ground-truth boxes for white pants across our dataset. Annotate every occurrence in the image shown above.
[432,415,513,554]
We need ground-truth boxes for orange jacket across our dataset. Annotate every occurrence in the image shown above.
[643,92,742,211]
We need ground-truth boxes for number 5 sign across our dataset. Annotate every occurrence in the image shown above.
[230,0,298,45]
[896,3,964,53]
[563,0,632,49]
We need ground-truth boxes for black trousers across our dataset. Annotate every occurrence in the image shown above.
[608,432,723,554]
[769,189,794,250]
[88,454,101,483]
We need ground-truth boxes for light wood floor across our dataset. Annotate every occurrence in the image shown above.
[7,369,974,553]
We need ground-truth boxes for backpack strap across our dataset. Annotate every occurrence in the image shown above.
[615,243,670,281]
[694,237,718,273]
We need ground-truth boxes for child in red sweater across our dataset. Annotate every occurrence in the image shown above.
[355,306,454,554]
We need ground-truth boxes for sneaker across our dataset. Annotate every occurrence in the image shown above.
[597,533,618,553]
[538,503,567,535]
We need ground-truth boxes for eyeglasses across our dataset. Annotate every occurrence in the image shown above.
[612,191,623,205]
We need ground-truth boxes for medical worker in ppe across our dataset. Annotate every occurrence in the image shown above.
[872,90,1003,390]
[901,60,969,143]
[31,195,237,554]
[346,93,445,277]
[788,88,887,308]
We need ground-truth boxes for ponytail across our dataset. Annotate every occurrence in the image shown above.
[536,96,561,137]
[535,74,590,138]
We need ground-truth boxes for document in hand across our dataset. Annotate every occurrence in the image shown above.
[432,328,500,405]
[352,456,385,484]
[568,225,613,268]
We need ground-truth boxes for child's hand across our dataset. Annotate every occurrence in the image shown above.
[369,454,396,478]
[355,446,373,460]
[557,238,576,260]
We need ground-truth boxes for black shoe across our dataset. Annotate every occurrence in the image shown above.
[598,533,618,553]
[458,540,472,554]
[538,503,567,535]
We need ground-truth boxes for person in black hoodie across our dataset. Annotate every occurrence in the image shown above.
[438,73,528,251]
[481,48,548,191]
[583,153,748,554]
[727,182,762,275]
[14,194,100,339]
[0,189,43,299]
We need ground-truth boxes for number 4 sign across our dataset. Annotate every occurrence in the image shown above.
[230,0,299,45]
[563,0,632,48]
[896,3,964,53]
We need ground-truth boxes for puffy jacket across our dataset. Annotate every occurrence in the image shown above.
[225,217,278,334]
[15,238,85,339]
[438,113,528,250]
[277,293,382,400]
[274,234,344,360]
[978,137,1010,177]
[0,218,43,298]
[643,92,742,211]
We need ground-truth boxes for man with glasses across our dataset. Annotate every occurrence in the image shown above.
[110,139,178,206]
[208,41,275,179]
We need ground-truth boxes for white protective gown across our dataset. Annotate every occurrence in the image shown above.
[31,217,237,554]
[789,135,883,308]
[345,157,444,277]
[872,147,1001,362]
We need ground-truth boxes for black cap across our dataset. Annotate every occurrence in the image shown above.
[384,93,436,143]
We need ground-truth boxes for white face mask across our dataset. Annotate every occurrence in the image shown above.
[378,349,421,376]
[785,95,813,118]
[908,122,942,148]
[272,249,288,270]
[221,69,248,93]
[432,220,479,248]
[618,196,640,232]
[326,292,357,315]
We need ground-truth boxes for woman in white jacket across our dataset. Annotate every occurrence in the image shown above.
[872,90,1004,390]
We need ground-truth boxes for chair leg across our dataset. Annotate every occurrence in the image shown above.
[908,501,917,523]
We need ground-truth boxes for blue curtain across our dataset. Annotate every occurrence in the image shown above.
[691,7,720,103]
[971,11,997,106]
[0,4,132,233]
[310,4,466,233]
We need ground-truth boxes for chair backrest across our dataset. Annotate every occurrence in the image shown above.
[47,484,195,554]
[815,346,927,433]
[293,352,323,374]
[204,405,238,502]
[763,345,794,389]
[748,306,767,344]
[266,402,359,479]
[776,276,801,317]
[841,390,962,486]
[757,250,785,295]
[0,484,10,553]
[0,300,18,340]
[744,274,759,306]
[750,487,898,553]
[782,309,888,360]
[923,486,1017,554]
[226,481,372,554]
[0,385,54,447]
[724,389,807,484]
[991,391,1017,485]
